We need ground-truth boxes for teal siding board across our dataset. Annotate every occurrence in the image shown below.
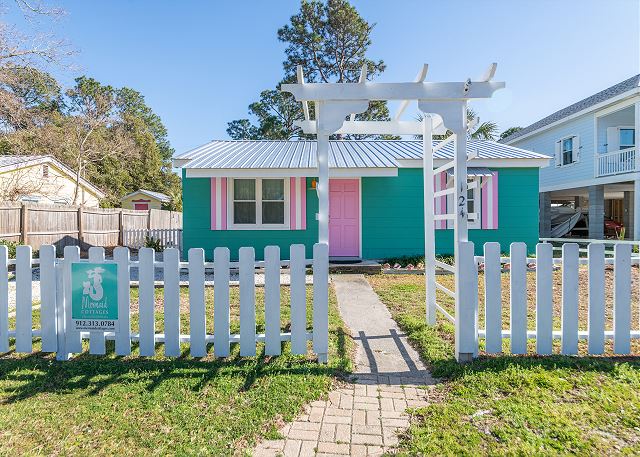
[181,172,318,260]
[361,168,540,257]
[182,168,539,260]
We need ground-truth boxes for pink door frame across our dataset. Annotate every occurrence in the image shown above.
[329,179,360,257]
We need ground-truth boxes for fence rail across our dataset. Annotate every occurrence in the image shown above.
[456,241,638,357]
[0,243,329,362]
[0,202,181,250]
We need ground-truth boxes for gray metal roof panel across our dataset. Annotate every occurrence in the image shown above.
[501,74,640,143]
[177,139,549,169]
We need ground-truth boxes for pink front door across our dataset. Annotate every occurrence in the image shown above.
[329,179,360,257]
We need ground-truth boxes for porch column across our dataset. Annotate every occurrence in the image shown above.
[634,179,640,240]
[574,196,582,209]
[623,191,634,239]
[539,192,551,237]
[588,185,604,239]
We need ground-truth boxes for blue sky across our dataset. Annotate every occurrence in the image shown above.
[9,0,640,154]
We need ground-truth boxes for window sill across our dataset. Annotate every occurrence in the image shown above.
[226,224,292,231]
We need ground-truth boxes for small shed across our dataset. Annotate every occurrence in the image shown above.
[121,189,170,211]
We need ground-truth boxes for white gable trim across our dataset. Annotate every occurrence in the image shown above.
[185,167,398,178]
[397,158,550,169]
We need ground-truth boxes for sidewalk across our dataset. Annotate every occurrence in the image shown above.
[253,274,434,456]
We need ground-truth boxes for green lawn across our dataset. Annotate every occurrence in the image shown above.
[368,274,640,456]
[0,285,353,456]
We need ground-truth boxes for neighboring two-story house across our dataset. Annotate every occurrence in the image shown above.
[502,75,640,240]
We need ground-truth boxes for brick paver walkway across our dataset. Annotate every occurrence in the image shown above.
[253,275,435,456]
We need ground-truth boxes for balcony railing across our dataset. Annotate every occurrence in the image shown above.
[595,147,637,177]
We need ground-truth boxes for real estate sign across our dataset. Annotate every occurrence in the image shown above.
[71,262,118,331]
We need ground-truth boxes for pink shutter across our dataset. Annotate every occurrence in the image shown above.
[210,177,228,230]
[433,172,448,230]
[481,172,499,229]
[290,177,306,230]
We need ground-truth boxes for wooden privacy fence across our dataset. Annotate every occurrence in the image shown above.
[122,228,183,251]
[0,243,329,362]
[0,202,182,250]
[454,241,639,358]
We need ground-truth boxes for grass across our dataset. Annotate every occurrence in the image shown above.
[368,274,640,455]
[0,285,353,456]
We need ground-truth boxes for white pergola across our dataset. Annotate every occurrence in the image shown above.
[282,64,504,361]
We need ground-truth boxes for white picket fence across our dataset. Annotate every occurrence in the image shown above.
[0,243,329,362]
[123,228,183,251]
[454,241,638,358]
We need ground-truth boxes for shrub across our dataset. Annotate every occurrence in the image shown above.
[0,240,39,259]
[143,236,163,252]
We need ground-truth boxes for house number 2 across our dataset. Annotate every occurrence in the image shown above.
[458,183,466,219]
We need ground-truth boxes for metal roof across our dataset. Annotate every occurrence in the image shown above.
[122,189,171,202]
[0,155,44,169]
[175,140,549,170]
[501,74,640,143]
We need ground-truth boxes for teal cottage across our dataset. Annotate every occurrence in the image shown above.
[173,140,550,260]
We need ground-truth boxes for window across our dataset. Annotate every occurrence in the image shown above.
[42,164,49,178]
[556,135,579,166]
[467,178,480,229]
[620,128,635,149]
[562,137,574,165]
[230,178,288,229]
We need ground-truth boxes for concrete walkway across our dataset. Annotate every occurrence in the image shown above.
[253,275,434,456]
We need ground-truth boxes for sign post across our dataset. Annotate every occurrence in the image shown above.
[71,263,119,332]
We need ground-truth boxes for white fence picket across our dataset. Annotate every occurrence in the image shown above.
[536,242,553,355]
[456,241,478,361]
[587,243,606,354]
[188,248,206,357]
[164,248,180,357]
[484,242,502,354]
[290,244,307,355]
[55,262,69,361]
[88,247,107,355]
[239,247,256,356]
[64,246,82,353]
[0,246,7,352]
[15,245,32,353]
[509,242,527,355]
[264,246,281,356]
[213,247,230,357]
[613,244,631,354]
[114,247,131,355]
[39,245,57,352]
[561,243,579,355]
[138,247,155,356]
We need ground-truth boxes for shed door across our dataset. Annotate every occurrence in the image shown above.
[134,203,149,210]
[329,179,360,257]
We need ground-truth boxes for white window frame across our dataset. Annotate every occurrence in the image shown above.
[619,126,635,149]
[467,177,481,230]
[228,178,290,230]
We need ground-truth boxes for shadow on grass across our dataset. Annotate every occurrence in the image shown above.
[0,346,346,405]
[396,313,640,380]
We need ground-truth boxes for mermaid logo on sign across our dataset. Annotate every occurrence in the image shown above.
[72,262,118,331]
[83,267,105,301]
